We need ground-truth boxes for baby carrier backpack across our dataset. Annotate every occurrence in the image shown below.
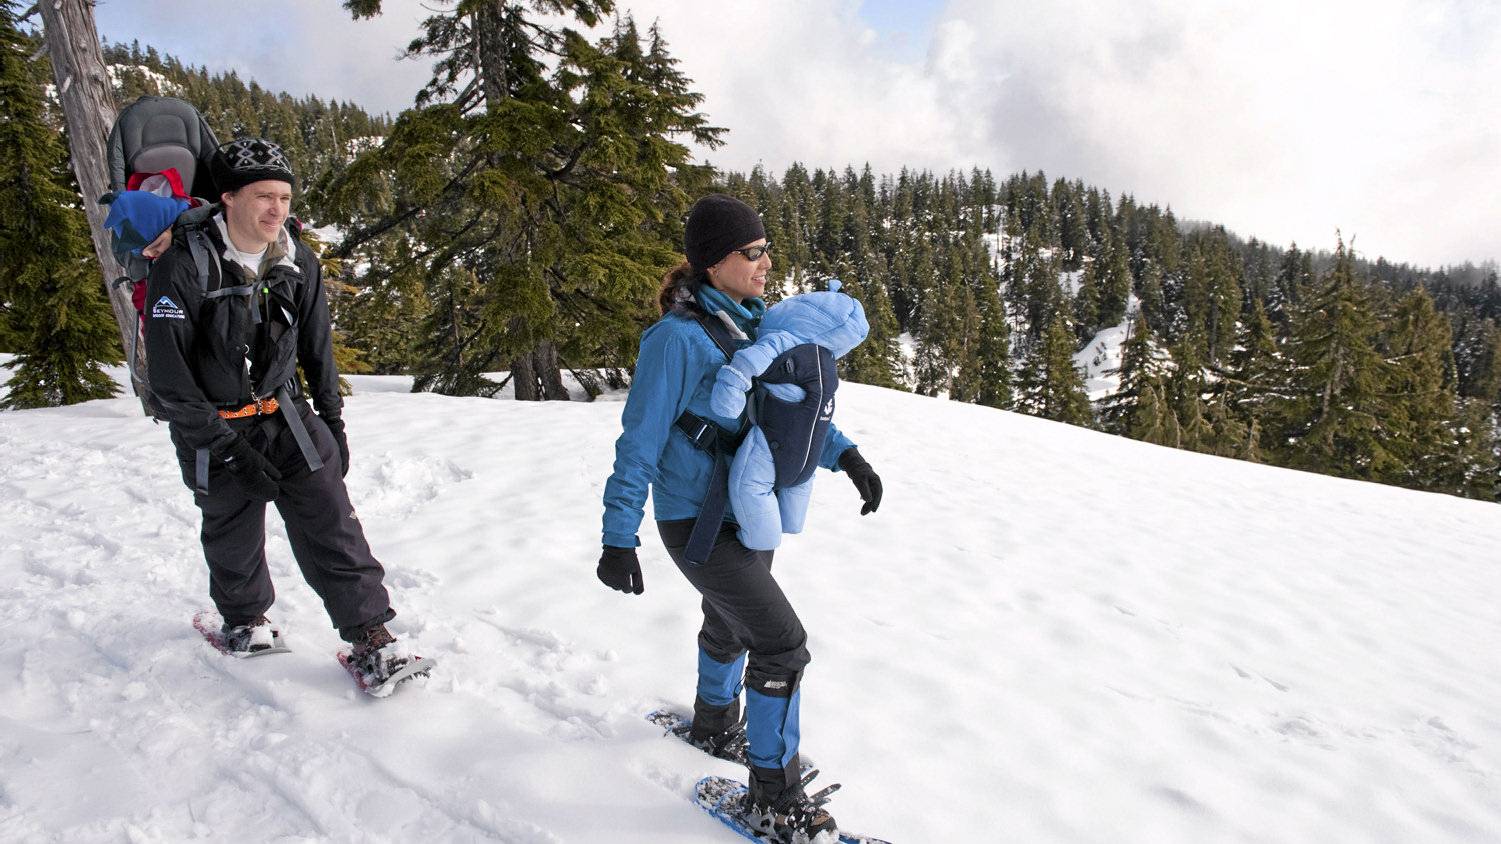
[677,309,838,564]
[101,96,220,414]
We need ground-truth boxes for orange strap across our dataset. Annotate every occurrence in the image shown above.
[216,397,280,419]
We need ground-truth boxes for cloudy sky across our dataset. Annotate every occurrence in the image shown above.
[93,0,1499,269]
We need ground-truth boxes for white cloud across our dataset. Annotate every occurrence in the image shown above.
[923,0,1501,266]
[627,0,1498,266]
[612,0,989,174]
[95,0,433,115]
[93,0,1498,267]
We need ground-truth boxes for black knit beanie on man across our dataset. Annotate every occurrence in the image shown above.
[210,138,297,195]
[685,193,766,271]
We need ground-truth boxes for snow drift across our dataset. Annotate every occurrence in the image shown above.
[1,362,1498,842]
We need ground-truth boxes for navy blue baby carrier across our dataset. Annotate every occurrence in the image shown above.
[676,310,838,564]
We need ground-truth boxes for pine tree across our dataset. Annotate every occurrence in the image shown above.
[1382,286,1472,493]
[948,284,984,403]
[1083,187,1109,247]
[1178,230,1242,365]
[972,271,1012,409]
[1100,314,1176,444]
[1453,317,1500,402]
[1146,209,1184,339]
[1478,270,1501,321]
[1073,245,1102,338]
[813,167,851,271]
[329,4,721,399]
[1097,223,1133,331]
[1270,240,1399,480]
[1440,397,1500,501]
[327,236,429,374]
[910,241,951,396]
[301,228,369,389]
[1270,244,1313,327]
[1241,239,1277,312]
[1016,312,1092,426]
[410,264,498,395]
[1135,260,1167,334]
[1212,299,1282,461]
[779,164,816,286]
[1203,231,1242,365]
[1166,339,1221,454]
[837,254,905,389]
[1052,177,1087,270]
[0,2,120,409]
[1018,229,1063,342]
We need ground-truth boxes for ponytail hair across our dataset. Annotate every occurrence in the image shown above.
[657,260,707,315]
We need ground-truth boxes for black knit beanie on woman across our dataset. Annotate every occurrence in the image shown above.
[684,193,766,271]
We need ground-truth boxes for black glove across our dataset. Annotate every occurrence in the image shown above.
[597,545,644,595]
[838,448,882,515]
[324,416,350,477]
[210,433,282,502]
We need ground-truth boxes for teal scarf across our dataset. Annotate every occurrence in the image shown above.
[697,285,766,338]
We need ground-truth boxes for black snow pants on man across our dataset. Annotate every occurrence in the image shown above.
[172,402,393,642]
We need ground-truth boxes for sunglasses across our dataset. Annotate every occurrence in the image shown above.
[729,241,772,262]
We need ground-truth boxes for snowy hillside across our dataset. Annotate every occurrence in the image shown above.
[2,361,1499,842]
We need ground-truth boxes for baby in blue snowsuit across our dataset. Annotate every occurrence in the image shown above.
[708,282,869,551]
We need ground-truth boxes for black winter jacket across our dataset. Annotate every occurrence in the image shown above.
[143,207,342,450]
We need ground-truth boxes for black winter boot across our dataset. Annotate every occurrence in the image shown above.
[349,623,408,684]
[689,696,746,760]
[745,756,839,843]
[221,616,277,654]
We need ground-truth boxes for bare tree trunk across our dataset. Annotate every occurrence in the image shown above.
[474,2,511,107]
[534,340,568,400]
[509,342,570,401]
[37,0,145,412]
[511,350,538,401]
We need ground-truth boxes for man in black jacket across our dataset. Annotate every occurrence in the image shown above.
[145,138,408,684]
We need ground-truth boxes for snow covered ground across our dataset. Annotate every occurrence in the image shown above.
[1073,319,1128,402]
[1074,298,1138,403]
[2,359,1499,842]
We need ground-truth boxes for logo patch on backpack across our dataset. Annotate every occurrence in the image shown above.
[152,296,185,319]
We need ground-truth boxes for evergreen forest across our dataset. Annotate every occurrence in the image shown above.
[2,1,1497,502]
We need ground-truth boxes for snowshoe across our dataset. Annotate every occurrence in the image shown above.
[648,707,749,763]
[338,624,434,698]
[694,773,891,844]
[746,758,840,843]
[193,611,289,658]
[647,708,818,772]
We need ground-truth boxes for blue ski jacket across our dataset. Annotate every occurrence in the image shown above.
[601,292,857,549]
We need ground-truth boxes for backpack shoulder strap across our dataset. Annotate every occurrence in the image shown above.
[184,227,219,294]
[693,308,743,361]
[676,308,753,565]
[675,307,750,450]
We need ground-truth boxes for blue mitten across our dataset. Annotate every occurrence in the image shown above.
[709,364,753,418]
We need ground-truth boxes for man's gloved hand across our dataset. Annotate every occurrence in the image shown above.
[324,416,350,477]
[210,433,282,502]
[597,546,644,595]
[838,448,882,515]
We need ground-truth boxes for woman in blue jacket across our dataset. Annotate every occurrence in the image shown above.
[597,194,882,841]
